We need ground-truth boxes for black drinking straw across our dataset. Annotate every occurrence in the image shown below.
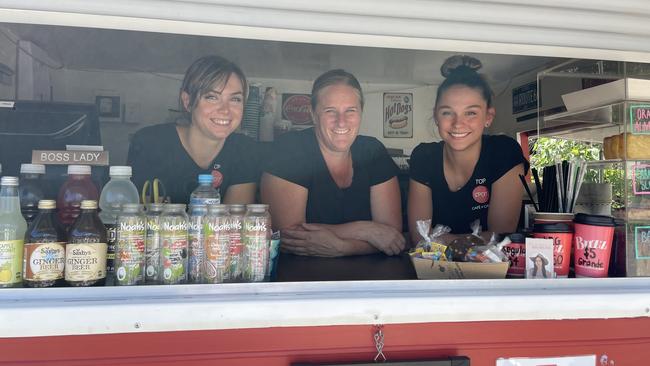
[519,174,539,211]
[532,168,543,209]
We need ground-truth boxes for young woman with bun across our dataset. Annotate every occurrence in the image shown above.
[407,55,528,242]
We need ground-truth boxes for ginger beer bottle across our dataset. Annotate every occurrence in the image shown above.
[65,200,107,286]
[23,200,66,288]
[0,177,28,288]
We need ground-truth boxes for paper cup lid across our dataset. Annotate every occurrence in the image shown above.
[533,222,572,233]
[573,213,616,227]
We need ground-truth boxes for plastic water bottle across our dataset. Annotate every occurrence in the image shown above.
[189,174,220,206]
[99,166,139,285]
[18,163,46,226]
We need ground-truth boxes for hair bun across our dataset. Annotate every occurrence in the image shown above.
[440,55,483,78]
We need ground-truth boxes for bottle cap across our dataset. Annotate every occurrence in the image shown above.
[163,203,186,212]
[109,166,132,177]
[198,174,213,184]
[38,200,56,209]
[228,204,246,214]
[207,204,228,213]
[121,203,142,212]
[246,204,269,212]
[80,200,98,209]
[0,176,19,186]
[68,165,91,175]
[20,163,46,175]
[146,203,165,212]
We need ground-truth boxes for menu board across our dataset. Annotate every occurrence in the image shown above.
[630,104,650,134]
[632,163,650,195]
[635,225,650,259]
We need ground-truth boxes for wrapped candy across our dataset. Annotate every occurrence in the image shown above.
[465,234,510,263]
[411,219,451,261]
[446,220,484,261]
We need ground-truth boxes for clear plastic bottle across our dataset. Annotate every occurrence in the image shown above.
[23,199,66,288]
[188,204,207,284]
[57,165,99,230]
[204,204,231,284]
[18,163,46,226]
[145,203,164,284]
[115,204,145,286]
[0,177,28,288]
[160,204,188,285]
[99,166,139,285]
[65,200,107,287]
[189,174,220,206]
[242,204,271,282]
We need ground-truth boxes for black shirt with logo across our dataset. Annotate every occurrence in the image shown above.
[265,128,399,225]
[127,123,259,204]
[409,135,529,234]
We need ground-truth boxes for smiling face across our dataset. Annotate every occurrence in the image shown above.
[182,74,244,142]
[435,85,495,152]
[312,83,362,154]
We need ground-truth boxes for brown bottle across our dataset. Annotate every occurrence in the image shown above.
[65,200,107,286]
[23,200,67,288]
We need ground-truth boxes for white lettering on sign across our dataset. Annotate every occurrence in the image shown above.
[32,150,109,166]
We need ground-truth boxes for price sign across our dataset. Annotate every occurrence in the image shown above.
[496,355,596,366]
[632,163,650,195]
[635,226,650,259]
[630,104,650,135]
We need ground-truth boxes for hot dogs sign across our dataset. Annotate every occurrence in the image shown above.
[383,93,413,138]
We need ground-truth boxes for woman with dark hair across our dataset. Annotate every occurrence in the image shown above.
[128,55,258,204]
[262,69,405,257]
[408,55,528,242]
[529,253,549,279]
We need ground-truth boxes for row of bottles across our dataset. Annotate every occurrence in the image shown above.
[0,174,107,288]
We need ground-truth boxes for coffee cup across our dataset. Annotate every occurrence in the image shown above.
[573,213,616,278]
[502,233,527,277]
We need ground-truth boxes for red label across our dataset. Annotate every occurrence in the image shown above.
[472,185,489,204]
[211,170,223,189]
[282,94,312,124]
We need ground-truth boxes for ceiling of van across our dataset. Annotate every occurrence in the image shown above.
[3,23,558,85]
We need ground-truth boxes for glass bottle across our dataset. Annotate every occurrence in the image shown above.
[23,199,66,288]
[227,204,245,282]
[160,204,188,285]
[189,174,220,206]
[145,203,164,284]
[242,204,271,282]
[115,203,145,286]
[65,200,107,287]
[0,177,28,288]
[57,165,99,230]
[18,163,46,226]
[188,204,207,284]
[204,204,231,284]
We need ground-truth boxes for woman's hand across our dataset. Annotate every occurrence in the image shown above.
[360,222,406,256]
[281,223,347,257]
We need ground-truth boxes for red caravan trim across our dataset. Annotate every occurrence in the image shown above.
[1,318,650,366]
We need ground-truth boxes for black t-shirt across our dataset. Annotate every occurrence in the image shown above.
[127,123,259,203]
[265,128,399,225]
[409,135,529,234]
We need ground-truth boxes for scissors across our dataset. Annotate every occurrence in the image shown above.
[141,178,168,204]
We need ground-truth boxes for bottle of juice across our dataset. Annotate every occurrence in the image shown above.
[188,204,207,284]
[65,200,107,287]
[227,204,245,282]
[189,174,220,205]
[243,204,271,282]
[204,204,231,284]
[18,163,46,226]
[0,177,28,288]
[99,166,139,285]
[57,165,99,230]
[145,203,164,284]
[115,203,145,286]
[160,204,188,285]
[23,200,66,288]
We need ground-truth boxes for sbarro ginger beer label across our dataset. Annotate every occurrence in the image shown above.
[24,242,65,281]
[65,243,107,282]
